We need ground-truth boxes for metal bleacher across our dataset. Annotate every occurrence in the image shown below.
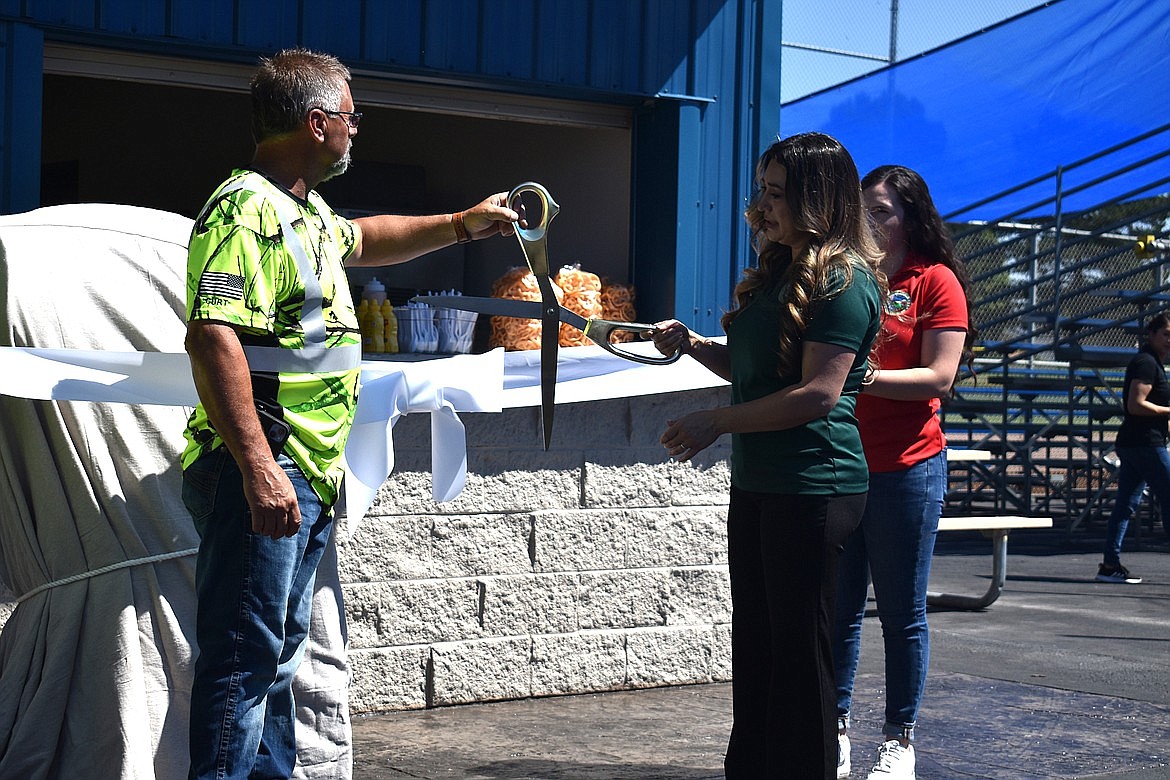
[940,122,1170,538]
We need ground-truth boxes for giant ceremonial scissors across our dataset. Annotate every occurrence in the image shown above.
[413,182,680,449]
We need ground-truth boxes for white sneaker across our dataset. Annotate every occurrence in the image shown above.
[837,731,851,778]
[867,739,915,779]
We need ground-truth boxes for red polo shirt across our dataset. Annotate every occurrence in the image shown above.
[857,253,968,472]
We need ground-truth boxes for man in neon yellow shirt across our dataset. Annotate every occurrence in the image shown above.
[182,48,517,780]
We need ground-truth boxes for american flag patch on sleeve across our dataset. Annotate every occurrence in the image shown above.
[198,272,245,299]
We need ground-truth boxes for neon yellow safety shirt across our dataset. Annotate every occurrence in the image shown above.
[182,168,362,506]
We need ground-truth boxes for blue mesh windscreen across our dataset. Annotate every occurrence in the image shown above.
[779,0,1170,220]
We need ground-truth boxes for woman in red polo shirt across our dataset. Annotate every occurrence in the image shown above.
[832,165,973,780]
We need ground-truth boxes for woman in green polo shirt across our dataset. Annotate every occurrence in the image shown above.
[653,132,884,779]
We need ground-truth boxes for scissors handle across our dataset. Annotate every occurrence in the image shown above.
[508,182,560,277]
[583,320,683,365]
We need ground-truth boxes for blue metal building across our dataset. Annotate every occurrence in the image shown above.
[0,1,781,335]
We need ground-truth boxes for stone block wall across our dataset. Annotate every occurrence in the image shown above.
[340,385,734,713]
[0,386,735,714]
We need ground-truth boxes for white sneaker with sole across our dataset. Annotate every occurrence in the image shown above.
[1095,563,1142,584]
[837,731,851,778]
[866,739,915,779]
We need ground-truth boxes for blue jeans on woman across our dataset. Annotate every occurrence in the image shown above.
[832,450,946,741]
[1105,445,1170,565]
[183,447,335,780]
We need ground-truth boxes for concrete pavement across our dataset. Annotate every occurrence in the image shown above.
[350,531,1170,779]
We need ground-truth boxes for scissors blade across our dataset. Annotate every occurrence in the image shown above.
[413,296,680,365]
[413,295,591,330]
[534,277,560,450]
[411,295,544,319]
[508,182,563,450]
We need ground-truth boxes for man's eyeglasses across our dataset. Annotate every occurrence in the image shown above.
[315,108,363,129]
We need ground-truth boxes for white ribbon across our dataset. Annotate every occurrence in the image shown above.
[341,350,503,534]
[0,347,198,405]
[0,341,727,527]
[0,346,505,522]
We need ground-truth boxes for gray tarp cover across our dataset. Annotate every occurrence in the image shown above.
[0,204,351,779]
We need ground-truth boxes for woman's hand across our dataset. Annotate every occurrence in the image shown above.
[661,410,721,462]
[652,319,732,382]
[651,319,691,357]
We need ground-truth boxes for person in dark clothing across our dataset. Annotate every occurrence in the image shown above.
[651,132,885,779]
[1098,311,1170,584]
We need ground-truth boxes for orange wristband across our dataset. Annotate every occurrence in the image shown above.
[452,211,472,244]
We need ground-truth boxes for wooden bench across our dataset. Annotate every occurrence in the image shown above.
[929,515,1053,610]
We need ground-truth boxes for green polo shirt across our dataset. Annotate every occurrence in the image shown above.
[727,261,881,495]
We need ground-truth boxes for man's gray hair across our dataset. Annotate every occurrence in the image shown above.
[250,48,351,142]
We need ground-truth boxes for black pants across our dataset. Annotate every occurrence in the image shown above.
[724,487,866,780]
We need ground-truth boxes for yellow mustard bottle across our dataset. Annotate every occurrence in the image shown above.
[382,300,399,354]
[369,300,385,353]
[357,299,373,353]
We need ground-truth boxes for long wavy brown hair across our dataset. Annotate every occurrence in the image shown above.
[723,133,885,376]
[862,164,976,382]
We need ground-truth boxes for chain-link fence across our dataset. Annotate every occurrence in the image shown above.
[954,200,1170,363]
[941,194,1170,528]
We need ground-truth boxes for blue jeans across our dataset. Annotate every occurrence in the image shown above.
[183,448,334,780]
[724,487,866,780]
[832,450,945,741]
[1105,445,1170,566]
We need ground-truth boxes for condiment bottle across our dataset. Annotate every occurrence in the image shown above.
[369,299,385,353]
[382,300,399,354]
[362,277,386,306]
[357,299,374,353]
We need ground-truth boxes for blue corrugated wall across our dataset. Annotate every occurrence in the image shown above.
[0,20,42,211]
[0,0,780,333]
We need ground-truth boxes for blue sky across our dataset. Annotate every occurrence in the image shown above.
[781,0,1045,103]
